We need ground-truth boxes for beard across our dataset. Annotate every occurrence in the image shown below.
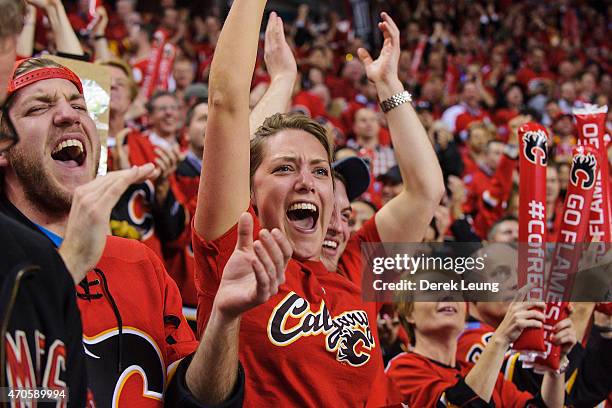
[7,147,72,216]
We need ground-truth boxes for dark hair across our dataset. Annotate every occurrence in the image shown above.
[139,23,156,42]
[487,215,518,241]
[146,91,179,113]
[352,198,377,214]
[505,82,525,95]
[250,113,332,186]
[457,80,477,94]
[185,99,208,127]
[98,58,138,101]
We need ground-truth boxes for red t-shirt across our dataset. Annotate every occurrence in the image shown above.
[386,351,534,407]
[338,216,403,407]
[78,236,198,406]
[193,207,380,406]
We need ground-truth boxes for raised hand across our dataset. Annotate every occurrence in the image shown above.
[153,145,183,205]
[356,12,401,85]
[214,213,293,319]
[494,285,546,345]
[25,0,57,9]
[264,11,297,81]
[59,163,158,283]
[508,114,531,145]
[552,316,577,359]
[92,6,108,36]
[153,145,182,180]
[110,128,132,170]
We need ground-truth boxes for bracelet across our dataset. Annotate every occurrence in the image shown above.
[379,90,412,113]
[552,355,570,374]
[94,35,105,41]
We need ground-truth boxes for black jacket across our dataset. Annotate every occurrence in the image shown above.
[0,197,244,407]
[0,212,88,407]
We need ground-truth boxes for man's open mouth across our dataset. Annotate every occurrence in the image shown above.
[286,202,319,232]
[51,139,86,167]
[322,239,338,250]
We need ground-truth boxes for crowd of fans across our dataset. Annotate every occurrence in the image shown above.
[18,0,608,248]
[3,0,611,406]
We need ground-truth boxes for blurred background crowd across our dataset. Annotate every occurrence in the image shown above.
[17,0,611,328]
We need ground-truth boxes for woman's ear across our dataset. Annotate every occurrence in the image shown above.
[250,191,258,215]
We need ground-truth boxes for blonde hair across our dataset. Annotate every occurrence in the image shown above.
[98,58,138,101]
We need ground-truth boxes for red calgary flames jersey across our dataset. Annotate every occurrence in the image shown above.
[386,352,534,407]
[77,236,198,406]
[194,206,380,407]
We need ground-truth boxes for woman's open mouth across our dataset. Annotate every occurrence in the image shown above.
[286,201,319,233]
[436,303,458,314]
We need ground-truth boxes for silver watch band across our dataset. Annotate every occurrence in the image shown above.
[379,90,412,113]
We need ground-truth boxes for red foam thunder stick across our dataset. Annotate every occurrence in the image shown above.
[574,105,611,252]
[573,105,612,315]
[157,42,177,91]
[142,29,169,98]
[514,123,548,356]
[537,146,598,370]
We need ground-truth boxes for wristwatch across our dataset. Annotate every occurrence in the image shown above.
[379,91,412,113]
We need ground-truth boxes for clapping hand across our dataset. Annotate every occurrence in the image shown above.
[214,213,293,319]
[356,12,401,85]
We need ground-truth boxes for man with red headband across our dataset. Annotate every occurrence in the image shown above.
[0,1,95,403]
[0,1,152,403]
[0,56,275,406]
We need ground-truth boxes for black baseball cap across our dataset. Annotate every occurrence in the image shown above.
[332,156,371,201]
[376,165,402,185]
[415,100,433,112]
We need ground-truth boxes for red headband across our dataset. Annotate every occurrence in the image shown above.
[6,59,84,99]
